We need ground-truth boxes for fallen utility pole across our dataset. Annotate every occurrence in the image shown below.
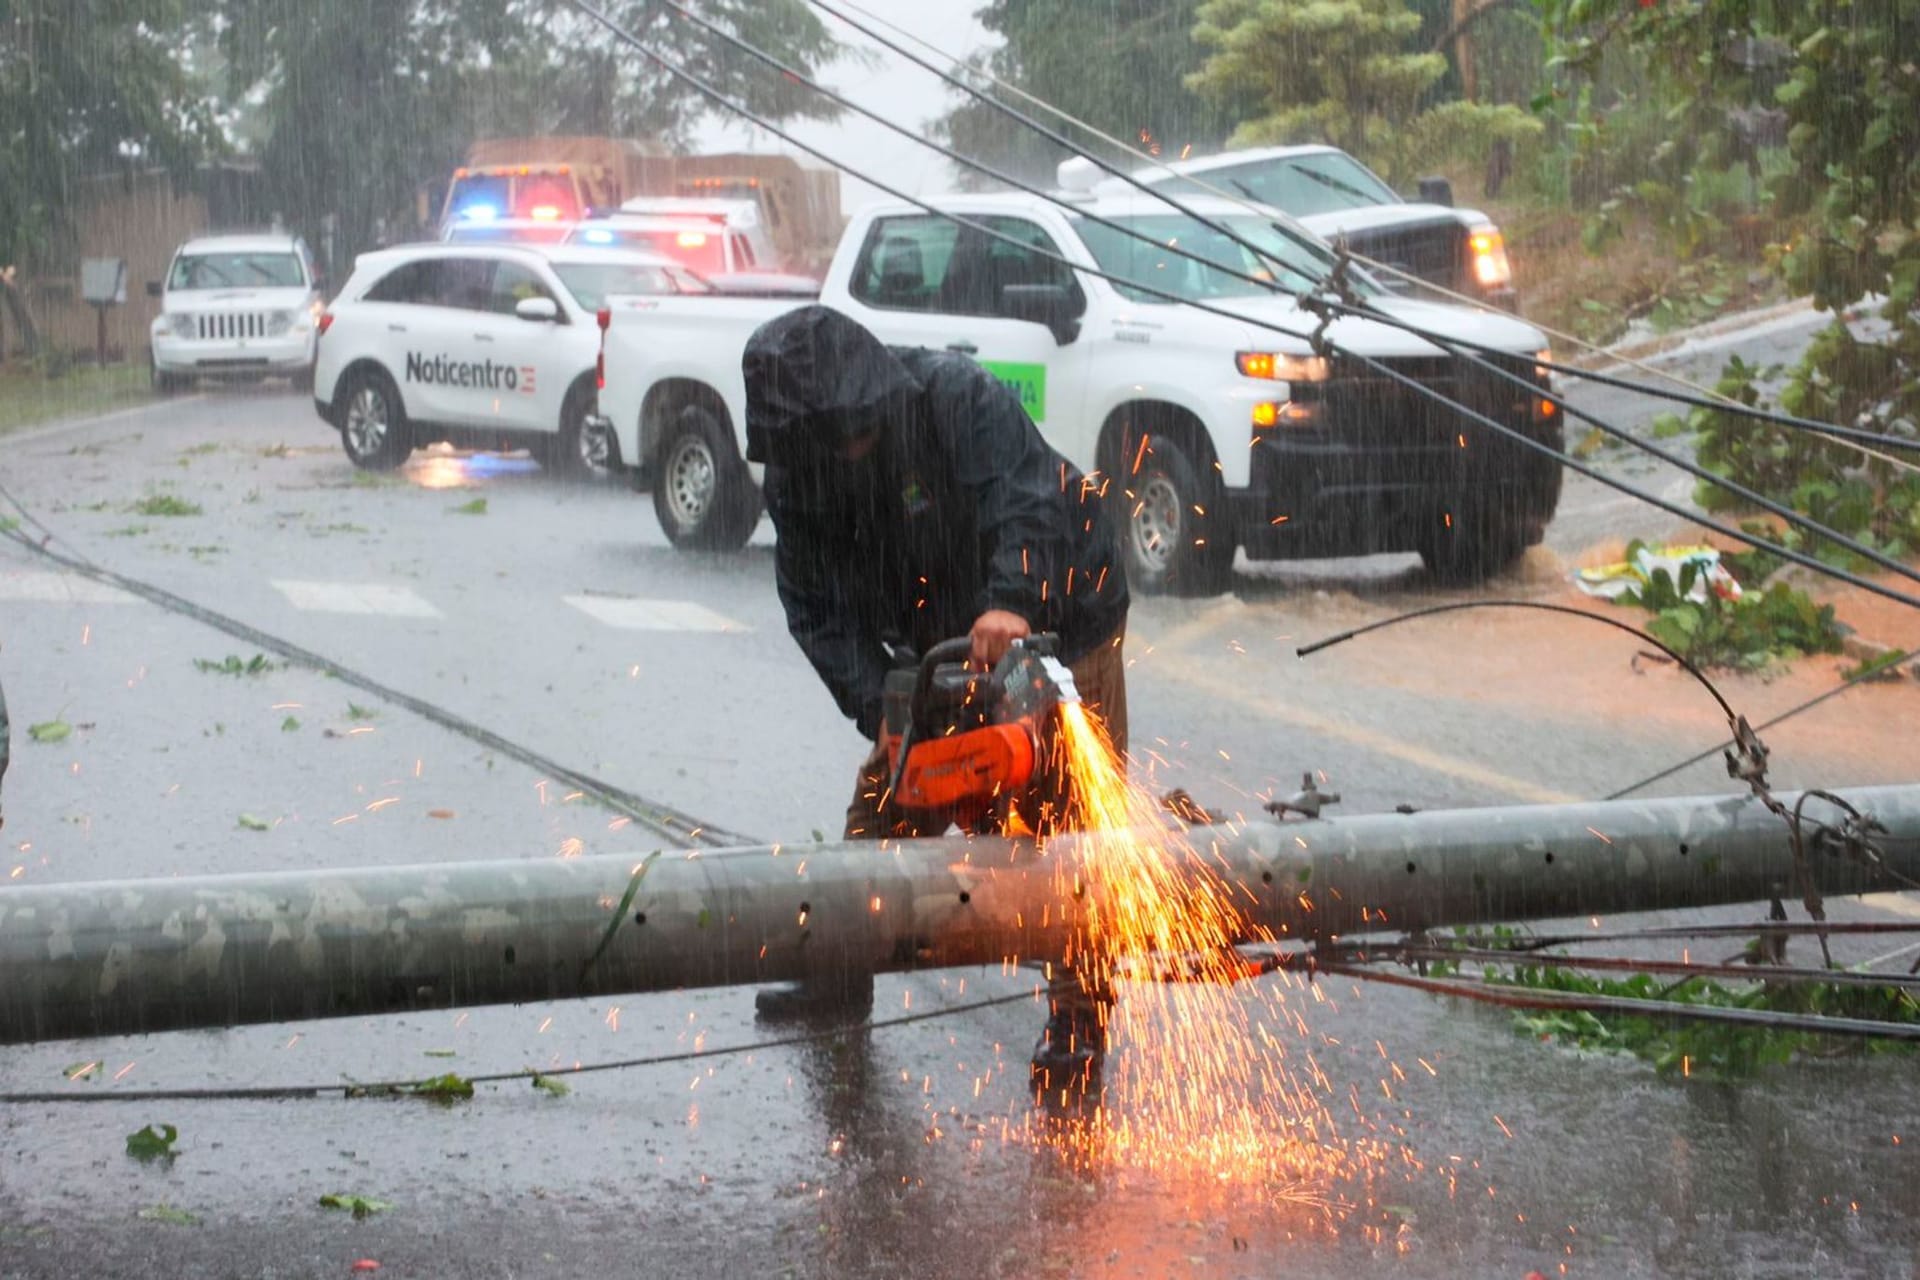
[2,785,1916,1047]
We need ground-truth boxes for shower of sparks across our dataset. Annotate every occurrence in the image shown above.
[1031,701,1401,1212]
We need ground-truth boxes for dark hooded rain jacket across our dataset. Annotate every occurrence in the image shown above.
[744,305,1127,739]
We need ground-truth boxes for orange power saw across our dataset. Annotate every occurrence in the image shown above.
[878,634,1081,829]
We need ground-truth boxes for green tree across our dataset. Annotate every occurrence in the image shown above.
[1186,0,1537,181]
[936,0,1249,188]
[1537,0,1920,557]
[220,0,845,265]
[0,0,219,351]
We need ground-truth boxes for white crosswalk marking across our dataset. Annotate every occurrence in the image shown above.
[0,570,141,605]
[561,594,750,633]
[271,580,442,618]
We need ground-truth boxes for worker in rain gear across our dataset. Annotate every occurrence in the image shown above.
[743,304,1129,1017]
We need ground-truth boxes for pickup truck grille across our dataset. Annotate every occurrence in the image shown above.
[192,313,273,341]
[1335,221,1466,296]
[1297,353,1550,476]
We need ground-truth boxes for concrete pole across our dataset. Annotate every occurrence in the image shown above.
[2,785,1917,1046]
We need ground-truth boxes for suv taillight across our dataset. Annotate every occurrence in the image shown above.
[317,311,334,337]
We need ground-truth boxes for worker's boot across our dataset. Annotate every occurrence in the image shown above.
[753,970,875,1023]
[1030,970,1111,1114]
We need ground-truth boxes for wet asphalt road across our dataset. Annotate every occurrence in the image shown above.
[1,312,1916,1279]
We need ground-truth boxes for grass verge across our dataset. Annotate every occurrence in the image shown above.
[0,363,151,438]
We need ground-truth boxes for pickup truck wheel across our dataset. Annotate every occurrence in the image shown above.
[549,382,610,481]
[653,404,758,550]
[1418,511,1528,584]
[338,368,412,471]
[1122,437,1233,596]
[149,355,187,396]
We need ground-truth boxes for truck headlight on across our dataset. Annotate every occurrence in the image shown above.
[1534,348,1556,420]
[1236,351,1330,383]
[1469,226,1512,291]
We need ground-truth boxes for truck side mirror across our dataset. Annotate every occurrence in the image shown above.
[999,283,1082,346]
[146,281,163,299]
[514,296,560,323]
[1416,176,1455,208]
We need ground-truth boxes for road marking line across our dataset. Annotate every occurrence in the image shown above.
[271,580,442,618]
[1132,607,1578,805]
[1859,892,1920,920]
[0,570,141,605]
[562,595,751,633]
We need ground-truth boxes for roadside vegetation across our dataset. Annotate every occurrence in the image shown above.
[0,362,149,438]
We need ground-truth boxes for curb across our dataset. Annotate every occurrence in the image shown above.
[1570,297,1817,371]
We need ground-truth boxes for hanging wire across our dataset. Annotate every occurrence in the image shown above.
[561,0,1920,616]
[823,0,1920,479]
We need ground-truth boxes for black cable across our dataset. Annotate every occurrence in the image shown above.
[1297,599,1741,728]
[1405,332,1920,592]
[564,1,1920,620]
[0,524,755,848]
[646,0,1328,300]
[1321,961,1920,1043]
[803,0,1342,291]
[0,989,1038,1106]
[1606,648,1914,799]
[810,0,1920,463]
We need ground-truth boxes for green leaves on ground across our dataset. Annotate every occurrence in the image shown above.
[1615,543,1843,671]
[128,495,201,517]
[1498,963,1920,1080]
[26,719,71,743]
[448,497,488,516]
[281,715,302,732]
[402,1073,473,1104]
[195,654,277,677]
[345,703,378,721]
[237,814,271,832]
[530,1072,570,1097]
[125,1123,179,1162]
[318,1193,391,1219]
[137,1204,199,1226]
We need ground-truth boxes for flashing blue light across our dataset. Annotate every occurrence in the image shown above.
[460,203,498,223]
[582,229,615,245]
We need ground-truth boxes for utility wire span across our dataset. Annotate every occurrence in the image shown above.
[0,989,1040,1106]
[1297,600,1741,727]
[0,523,756,849]
[810,0,1920,468]
[566,0,1920,617]
[821,0,1920,473]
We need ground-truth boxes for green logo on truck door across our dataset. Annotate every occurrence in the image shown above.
[980,360,1048,424]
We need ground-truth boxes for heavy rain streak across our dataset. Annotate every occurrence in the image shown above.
[2,1,1920,1277]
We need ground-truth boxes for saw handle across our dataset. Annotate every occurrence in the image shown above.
[908,637,978,717]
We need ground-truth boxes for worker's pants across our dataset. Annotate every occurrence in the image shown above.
[843,627,1129,841]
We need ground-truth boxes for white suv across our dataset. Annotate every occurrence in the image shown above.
[311,242,694,475]
[149,232,324,392]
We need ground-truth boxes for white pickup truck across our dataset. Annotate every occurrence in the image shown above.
[594,190,1562,592]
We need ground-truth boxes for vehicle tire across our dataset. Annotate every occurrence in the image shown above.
[550,380,610,481]
[652,403,759,551]
[1417,509,1528,585]
[149,355,187,396]
[1118,432,1233,596]
[337,367,412,471]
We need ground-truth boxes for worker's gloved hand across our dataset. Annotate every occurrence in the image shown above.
[970,609,1031,667]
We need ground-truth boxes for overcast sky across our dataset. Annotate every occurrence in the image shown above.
[688,0,994,210]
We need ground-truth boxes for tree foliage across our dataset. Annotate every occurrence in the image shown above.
[1186,0,1538,181]
[1538,0,1920,553]
[221,0,844,264]
[936,0,1248,187]
[0,0,221,346]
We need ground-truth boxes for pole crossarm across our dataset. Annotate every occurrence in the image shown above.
[2,786,1917,1046]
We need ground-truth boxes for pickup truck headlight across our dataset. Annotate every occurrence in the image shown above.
[1236,351,1330,383]
[1469,227,1512,290]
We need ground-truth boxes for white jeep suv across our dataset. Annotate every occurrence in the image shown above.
[149,232,324,392]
